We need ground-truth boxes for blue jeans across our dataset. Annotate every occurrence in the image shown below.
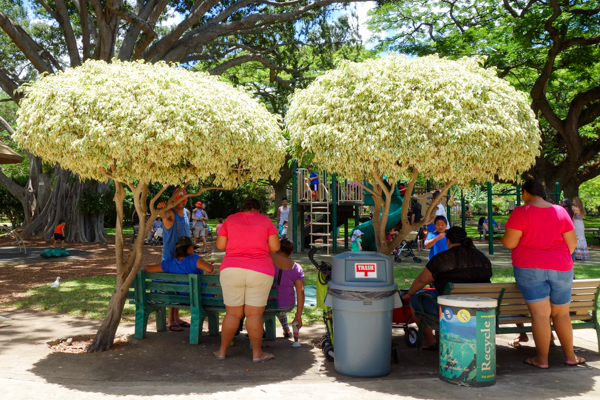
[513,267,573,306]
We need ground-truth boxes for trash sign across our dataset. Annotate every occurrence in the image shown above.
[355,263,377,278]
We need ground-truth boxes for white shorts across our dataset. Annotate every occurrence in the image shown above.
[219,268,273,307]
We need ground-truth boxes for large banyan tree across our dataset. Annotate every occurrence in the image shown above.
[287,54,541,254]
[13,60,286,351]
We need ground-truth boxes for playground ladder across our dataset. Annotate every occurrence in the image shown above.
[309,201,331,255]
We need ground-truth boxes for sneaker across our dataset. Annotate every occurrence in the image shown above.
[283,331,292,338]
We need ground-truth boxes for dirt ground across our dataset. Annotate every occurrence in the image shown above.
[0,235,215,305]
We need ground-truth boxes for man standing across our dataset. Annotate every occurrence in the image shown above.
[157,189,192,331]
[192,201,209,254]
[276,197,290,236]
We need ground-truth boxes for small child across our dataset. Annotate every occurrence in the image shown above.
[143,236,214,331]
[281,220,288,238]
[351,229,363,251]
[216,218,223,236]
[271,238,304,338]
[53,219,66,249]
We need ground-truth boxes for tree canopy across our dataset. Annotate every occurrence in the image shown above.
[15,59,285,188]
[287,54,541,253]
[367,0,600,197]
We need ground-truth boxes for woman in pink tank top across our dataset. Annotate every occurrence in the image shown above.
[502,179,581,368]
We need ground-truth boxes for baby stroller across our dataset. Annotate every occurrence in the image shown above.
[392,239,422,263]
[477,217,498,240]
[147,228,163,246]
[394,289,418,348]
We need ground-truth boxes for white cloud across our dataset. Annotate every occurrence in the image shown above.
[354,1,376,46]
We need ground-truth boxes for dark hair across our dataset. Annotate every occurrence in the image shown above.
[562,199,574,219]
[242,198,261,212]
[522,179,546,199]
[175,245,191,258]
[280,238,294,255]
[58,219,65,224]
[282,197,288,202]
[446,226,475,250]
[433,215,447,225]
[218,218,223,223]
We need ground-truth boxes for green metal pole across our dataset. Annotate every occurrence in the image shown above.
[555,182,561,204]
[487,181,494,255]
[355,205,360,228]
[292,160,298,254]
[446,188,452,227]
[516,183,521,207]
[344,218,349,249]
[461,190,466,229]
[426,180,431,192]
[332,173,338,254]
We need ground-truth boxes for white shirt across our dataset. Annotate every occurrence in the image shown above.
[278,206,290,225]
[435,203,447,220]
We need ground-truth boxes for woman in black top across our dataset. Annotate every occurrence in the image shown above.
[402,226,492,350]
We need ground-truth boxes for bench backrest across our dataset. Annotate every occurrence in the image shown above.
[129,271,278,309]
[445,279,600,318]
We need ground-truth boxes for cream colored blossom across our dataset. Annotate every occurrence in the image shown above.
[14,60,285,187]
[286,54,540,184]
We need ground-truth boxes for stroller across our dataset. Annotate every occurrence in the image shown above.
[309,247,403,363]
[392,239,422,263]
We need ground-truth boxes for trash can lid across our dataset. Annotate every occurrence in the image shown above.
[438,295,497,308]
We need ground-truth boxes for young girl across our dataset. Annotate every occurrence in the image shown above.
[425,216,448,260]
[271,238,304,337]
[572,197,590,261]
[281,220,288,238]
[215,218,224,236]
[143,236,214,331]
[351,229,364,251]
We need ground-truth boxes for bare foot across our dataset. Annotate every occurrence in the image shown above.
[524,357,549,369]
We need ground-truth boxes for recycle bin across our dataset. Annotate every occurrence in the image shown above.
[437,295,497,387]
[324,251,401,377]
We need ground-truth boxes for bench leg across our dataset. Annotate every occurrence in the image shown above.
[135,304,150,339]
[264,315,277,341]
[190,309,203,345]
[207,312,220,336]
[155,307,167,332]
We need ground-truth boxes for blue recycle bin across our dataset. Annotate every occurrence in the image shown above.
[324,251,401,377]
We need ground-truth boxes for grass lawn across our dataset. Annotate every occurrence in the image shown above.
[11,265,600,327]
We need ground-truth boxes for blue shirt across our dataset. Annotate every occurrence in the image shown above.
[427,230,449,261]
[162,208,190,261]
[161,254,203,274]
[310,171,319,185]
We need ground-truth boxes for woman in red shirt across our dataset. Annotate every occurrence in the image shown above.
[502,179,581,368]
[213,198,292,362]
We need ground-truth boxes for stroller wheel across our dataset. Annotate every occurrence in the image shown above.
[392,343,401,363]
[413,257,422,263]
[404,327,418,348]
[323,344,334,362]
[394,256,402,263]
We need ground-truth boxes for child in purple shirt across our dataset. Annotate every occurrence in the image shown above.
[271,238,305,337]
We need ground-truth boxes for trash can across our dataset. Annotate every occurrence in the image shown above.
[437,295,497,387]
[324,251,402,377]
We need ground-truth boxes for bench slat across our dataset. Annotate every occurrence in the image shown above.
[146,282,191,292]
[499,314,592,325]
[146,293,191,305]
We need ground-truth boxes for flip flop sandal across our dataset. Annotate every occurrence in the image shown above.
[178,321,191,328]
[213,352,226,361]
[524,358,549,369]
[253,353,275,363]
[508,338,524,348]
[169,324,183,332]
[565,356,586,366]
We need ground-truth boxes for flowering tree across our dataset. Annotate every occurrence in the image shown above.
[14,60,286,351]
[287,54,541,254]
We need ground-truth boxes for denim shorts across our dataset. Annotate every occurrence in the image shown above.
[513,267,573,306]
[410,290,440,316]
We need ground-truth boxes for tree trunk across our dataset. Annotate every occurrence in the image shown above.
[269,154,292,218]
[87,282,129,352]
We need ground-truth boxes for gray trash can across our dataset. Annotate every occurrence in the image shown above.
[324,251,401,377]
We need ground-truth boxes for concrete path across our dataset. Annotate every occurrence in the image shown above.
[1,309,599,399]
[0,246,98,265]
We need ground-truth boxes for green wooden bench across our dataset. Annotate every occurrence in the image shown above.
[127,271,282,345]
[593,228,600,244]
[414,279,600,353]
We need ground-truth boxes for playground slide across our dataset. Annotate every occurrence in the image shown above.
[353,186,404,251]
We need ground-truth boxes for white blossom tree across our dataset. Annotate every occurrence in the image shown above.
[14,60,286,351]
[287,54,541,254]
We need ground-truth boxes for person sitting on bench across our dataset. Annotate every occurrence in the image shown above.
[142,236,214,331]
[402,227,492,350]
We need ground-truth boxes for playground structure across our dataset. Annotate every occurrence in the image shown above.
[0,224,27,254]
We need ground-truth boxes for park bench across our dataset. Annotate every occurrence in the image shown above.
[414,279,600,353]
[593,228,600,244]
[127,271,282,345]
